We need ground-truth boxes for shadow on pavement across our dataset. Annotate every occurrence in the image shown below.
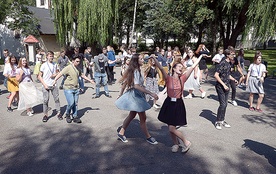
[242,113,276,128]
[199,109,217,124]
[0,124,213,174]
[242,139,276,169]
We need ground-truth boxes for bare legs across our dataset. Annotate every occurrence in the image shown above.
[118,111,151,139]
[8,91,18,107]
[256,94,264,109]
[249,93,264,109]
[200,69,208,82]
[168,125,190,147]
[239,75,246,85]
[249,93,254,107]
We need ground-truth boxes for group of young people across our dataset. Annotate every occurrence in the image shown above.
[1,45,267,153]
[114,46,267,154]
[2,49,43,116]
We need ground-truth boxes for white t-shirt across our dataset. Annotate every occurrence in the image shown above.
[248,63,266,78]
[212,53,224,63]
[3,63,17,77]
[122,50,128,58]
[40,61,58,86]
[5,57,9,64]
[16,67,32,82]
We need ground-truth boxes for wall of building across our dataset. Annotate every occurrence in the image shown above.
[36,0,51,9]
[39,35,60,52]
[0,25,25,59]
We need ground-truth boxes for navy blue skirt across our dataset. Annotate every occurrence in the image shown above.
[158,97,187,126]
[115,88,151,112]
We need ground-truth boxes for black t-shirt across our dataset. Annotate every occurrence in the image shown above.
[146,67,158,78]
[216,59,231,86]
[84,53,93,62]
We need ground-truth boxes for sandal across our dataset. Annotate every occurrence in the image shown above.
[255,108,263,113]
[249,107,255,111]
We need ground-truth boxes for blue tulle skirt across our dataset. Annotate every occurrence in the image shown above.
[115,88,151,112]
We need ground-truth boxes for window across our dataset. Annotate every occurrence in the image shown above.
[41,0,45,6]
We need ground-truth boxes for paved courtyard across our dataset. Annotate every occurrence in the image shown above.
[0,66,275,174]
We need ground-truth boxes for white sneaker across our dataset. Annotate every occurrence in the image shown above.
[201,91,206,98]
[27,111,34,117]
[153,104,160,109]
[171,145,179,153]
[181,142,191,153]
[231,100,238,106]
[222,121,231,128]
[184,94,192,99]
[215,122,222,130]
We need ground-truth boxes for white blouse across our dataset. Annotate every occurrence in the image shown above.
[248,63,266,78]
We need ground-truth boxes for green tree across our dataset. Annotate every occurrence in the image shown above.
[51,0,78,47]
[225,0,276,43]
[140,0,191,47]
[116,0,145,46]
[52,0,119,47]
[1,0,39,36]
[0,0,11,23]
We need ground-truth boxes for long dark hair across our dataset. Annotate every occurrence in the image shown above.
[119,54,141,88]
[8,55,18,70]
[238,48,244,57]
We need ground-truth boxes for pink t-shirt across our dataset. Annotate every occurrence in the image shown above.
[166,74,187,98]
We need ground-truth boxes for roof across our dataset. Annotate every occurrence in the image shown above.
[28,6,56,35]
[24,35,39,43]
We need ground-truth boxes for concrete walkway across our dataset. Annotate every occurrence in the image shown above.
[0,66,275,174]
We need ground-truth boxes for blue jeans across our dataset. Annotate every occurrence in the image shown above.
[4,77,7,88]
[78,77,84,90]
[64,89,79,118]
[94,72,109,96]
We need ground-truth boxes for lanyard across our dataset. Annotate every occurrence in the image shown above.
[21,67,30,76]
[255,64,261,76]
[47,62,54,74]
[71,64,80,77]
[171,76,183,98]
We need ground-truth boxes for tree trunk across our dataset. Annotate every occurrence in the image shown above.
[126,24,130,46]
[218,13,226,49]
[129,0,137,48]
[107,24,113,46]
[226,1,249,48]
[263,42,267,49]
[211,20,217,53]
[197,24,203,48]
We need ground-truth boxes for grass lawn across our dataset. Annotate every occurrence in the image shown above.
[244,50,276,76]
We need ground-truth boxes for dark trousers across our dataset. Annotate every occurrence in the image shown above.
[230,79,236,101]
[215,84,229,122]
[107,66,114,83]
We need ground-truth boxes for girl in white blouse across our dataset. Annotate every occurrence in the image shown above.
[246,52,267,112]
[3,55,19,112]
